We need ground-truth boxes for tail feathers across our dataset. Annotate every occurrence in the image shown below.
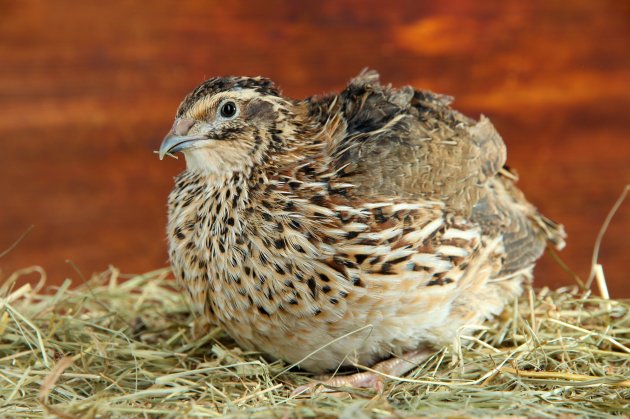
[472,175,566,274]
[531,212,567,250]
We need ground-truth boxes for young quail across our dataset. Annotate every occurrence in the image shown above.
[159,70,566,389]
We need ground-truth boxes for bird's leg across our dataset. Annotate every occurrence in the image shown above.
[292,349,431,395]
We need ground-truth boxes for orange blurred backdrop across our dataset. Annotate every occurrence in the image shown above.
[1,0,628,295]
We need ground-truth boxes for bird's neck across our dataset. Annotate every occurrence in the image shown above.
[180,165,268,232]
[196,168,252,213]
[171,165,300,269]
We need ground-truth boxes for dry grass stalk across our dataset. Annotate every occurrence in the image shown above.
[0,264,628,418]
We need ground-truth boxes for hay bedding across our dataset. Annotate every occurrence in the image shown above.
[0,263,628,419]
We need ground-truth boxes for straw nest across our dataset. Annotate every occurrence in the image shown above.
[0,262,628,419]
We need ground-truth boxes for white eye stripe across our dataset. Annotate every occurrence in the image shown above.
[185,89,264,120]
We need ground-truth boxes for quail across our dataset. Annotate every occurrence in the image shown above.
[159,70,566,390]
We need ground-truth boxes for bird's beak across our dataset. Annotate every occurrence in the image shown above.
[158,118,206,160]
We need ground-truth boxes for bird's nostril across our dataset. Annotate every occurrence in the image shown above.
[173,118,196,136]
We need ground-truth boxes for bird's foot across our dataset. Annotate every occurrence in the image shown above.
[292,371,386,396]
[291,350,431,396]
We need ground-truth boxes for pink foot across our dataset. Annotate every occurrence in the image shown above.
[291,350,431,396]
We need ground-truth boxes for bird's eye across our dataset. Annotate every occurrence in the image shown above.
[220,101,237,118]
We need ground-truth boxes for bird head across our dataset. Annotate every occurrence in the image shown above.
[159,76,294,175]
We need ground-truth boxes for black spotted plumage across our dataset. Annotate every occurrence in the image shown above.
[159,70,565,380]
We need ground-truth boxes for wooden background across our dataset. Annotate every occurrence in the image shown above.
[1,0,628,295]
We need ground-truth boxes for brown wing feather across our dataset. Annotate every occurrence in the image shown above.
[325,70,505,216]
[318,70,565,273]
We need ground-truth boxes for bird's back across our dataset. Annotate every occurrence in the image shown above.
[308,70,565,274]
